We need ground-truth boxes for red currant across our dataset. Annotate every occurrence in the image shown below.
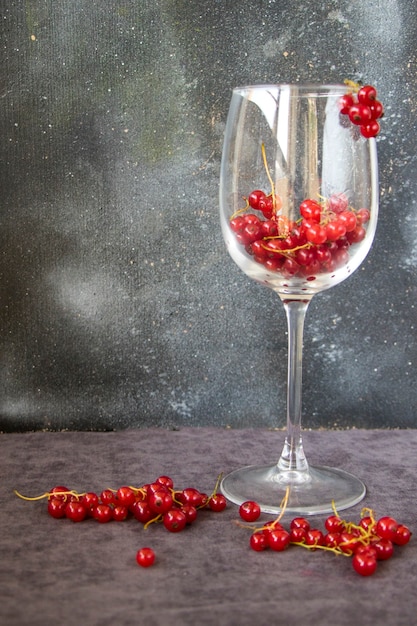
[290,517,310,532]
[250,532,268,552]
[300,199,321,222]
[338,210,357,232]
[116,486,136,507]
[305,223,327,245]
[376,516,398,541]
[248,189,266,210]
[325,220,346,241]
[258,196,274,218]
[393,524,412,546]
[357,85,377,104]
[324,515,345,534]
[369,100,384,120]
[49,486,71,501]
[338,532,359,554]
[81,492,99,512]
[339,93,355,114]
[181,504,198,524]
[131,500,153,523]
[324,532,342,548]
[267,528,291,551]
[360,121,380,138]
[112,505,129,521]
[356,208,370,224]
[328,193,349,213]
[148,489,174,515]
[136,547,155,568]
[373,538,394,561]
[155,475,174,490]
[290,527,307,543]
[176,487,206,508]
[65,501,87,523]
[239,500,261,522]
[352,551,377,576]
[163,509,187,533]
[230,216,245,233]
[100,489,116,506]
[93,504,113,523]
[47,497,67,519]
[208,494,227,512]
[348,103,372,125]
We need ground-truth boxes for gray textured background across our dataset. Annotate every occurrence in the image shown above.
[1,0,416,432]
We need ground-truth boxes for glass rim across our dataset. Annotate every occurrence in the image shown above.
[232,83,348,95]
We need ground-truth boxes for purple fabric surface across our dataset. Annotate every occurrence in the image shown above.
[1,428,416,626]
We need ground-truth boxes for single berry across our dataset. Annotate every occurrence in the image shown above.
[360,121,380,138]
[250,532,268,552]
[65,501,87,523]
[239,500,261,523]
[93,504,113,523]
[373,538,394,561]
[290,517,310,532]
[393,524,412,546]
[208,494,227,512]
[376,516,399,541]
[116,486,136,507]
[47,497,67,519]
[112,505,129,521]
[136,547,155,568]
[268,528,291,551]
[348,104,372,126]
[357,85,377,104]
[339,93,356,114]
[352,552,377,576]
[324,515,345,534]
[248,189,266,210]
[163,509,187,533]
[148,489,174,515]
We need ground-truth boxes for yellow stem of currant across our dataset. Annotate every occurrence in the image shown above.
[14,489,84,501]
[144,514,162,530]
[261,142,275,206]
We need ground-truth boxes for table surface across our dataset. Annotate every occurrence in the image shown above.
[1,427,416,626]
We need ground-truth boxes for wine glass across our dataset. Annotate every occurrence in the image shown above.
[219,84,378,515]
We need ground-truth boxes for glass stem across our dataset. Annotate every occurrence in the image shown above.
[277,298,311,474]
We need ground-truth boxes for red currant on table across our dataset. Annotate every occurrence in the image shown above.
[324,515,345,534]
[376,516,399,541]
[268,528,291,551]
[239,500,261,523]
[116,486,136,507]
[250,531,268,552]
[92,503,113,523]
[136,547,155,568]
[352,551,377,577]
[47,497,67,519]
[148,489,174,515]
[373,539,394,561]
[208,493,227,512]
[393,524,412,546]
[163,509,187,533]
[65,500,87,523]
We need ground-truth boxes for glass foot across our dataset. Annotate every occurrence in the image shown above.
[220,464,366,516]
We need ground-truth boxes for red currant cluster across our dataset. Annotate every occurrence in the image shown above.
[230,191,370,279]
[339,83,384,138]
[15,475,227,568]
[239,501,412,577]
